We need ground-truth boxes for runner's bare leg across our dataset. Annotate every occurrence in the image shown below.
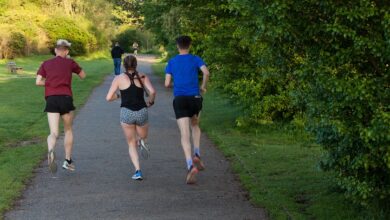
[136,123,149,141]
[62,111,74,160]
[47,113,60,151]
[121,123,140,170]
[177,117,192,161]
[191,114,201,152]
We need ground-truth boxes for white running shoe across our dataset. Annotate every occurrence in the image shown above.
[139,139,150,159]
[62,160,75,171]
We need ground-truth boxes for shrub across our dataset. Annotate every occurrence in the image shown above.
[298,1,390,208]
[42,17,96,56]
[8,32,27,56]
[0,32,27,58]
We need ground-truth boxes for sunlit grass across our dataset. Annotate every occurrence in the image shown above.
[0,53,112,216]
[0,55,52,77]
[200,90,367,220]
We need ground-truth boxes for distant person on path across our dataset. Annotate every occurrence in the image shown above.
[106,55,156,180]
[165,35,210,184]
[132,42,139,56]
[111,42,125,75]
[35,39,86,173]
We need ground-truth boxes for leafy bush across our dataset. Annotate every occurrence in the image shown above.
[42,17,96,56]
[0,32,27,58]
[8,32,27,57]
[296,1,390,208]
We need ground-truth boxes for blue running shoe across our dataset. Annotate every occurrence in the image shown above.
[132,170,143,180]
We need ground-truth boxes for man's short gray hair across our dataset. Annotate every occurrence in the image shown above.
[56,39,71,48]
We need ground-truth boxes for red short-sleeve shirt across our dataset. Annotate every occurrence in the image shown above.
[37,56,82,98]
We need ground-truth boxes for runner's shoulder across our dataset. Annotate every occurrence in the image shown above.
[115,73,127,80]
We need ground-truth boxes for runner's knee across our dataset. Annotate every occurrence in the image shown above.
[49,132,58,139]
[126,135,137,144]
[63,126,73,133]
[127,139,137,148]
[191,117,199,126]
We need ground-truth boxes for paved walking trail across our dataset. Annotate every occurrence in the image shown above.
[5,56,266,220]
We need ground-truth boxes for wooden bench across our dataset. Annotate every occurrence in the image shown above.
[6,61,23,74]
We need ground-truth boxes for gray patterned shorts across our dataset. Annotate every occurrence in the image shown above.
[120,107,148,126]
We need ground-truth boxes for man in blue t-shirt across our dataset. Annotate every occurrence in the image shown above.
[165,35,210,184]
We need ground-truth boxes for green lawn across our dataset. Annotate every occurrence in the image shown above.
[0,52,113,216]
[152,62,368,220]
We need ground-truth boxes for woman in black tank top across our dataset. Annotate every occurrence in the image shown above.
[120,72,147,111]
[105,55,156,180]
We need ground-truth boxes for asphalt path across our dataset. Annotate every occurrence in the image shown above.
[5,55,267,220]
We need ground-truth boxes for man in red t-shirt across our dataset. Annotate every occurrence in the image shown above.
[36,39,86,173]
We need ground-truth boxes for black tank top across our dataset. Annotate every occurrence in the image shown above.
[120,72,147,111]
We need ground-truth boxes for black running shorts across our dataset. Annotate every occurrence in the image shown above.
[44,95,75,115]
[173,95,203,119]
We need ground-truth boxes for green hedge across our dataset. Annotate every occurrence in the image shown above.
[0,32,26,58]
[42,17,96,56]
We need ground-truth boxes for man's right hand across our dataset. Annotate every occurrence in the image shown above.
[78,70,86,79]
[200,87,207,95]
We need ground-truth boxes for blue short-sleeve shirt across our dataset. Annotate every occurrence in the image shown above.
[165,54,206,97]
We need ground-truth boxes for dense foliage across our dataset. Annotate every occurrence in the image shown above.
[111,0,157,54]
[0,0,114,58]
[114,27,156,53]
[111,0,143,26]
[142,0,390,210]
[43,17,96,56]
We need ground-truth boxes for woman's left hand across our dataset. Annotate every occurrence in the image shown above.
[147,100,154,107]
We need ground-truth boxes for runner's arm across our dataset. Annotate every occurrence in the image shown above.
[165,73,172,88]
[35,74,45,86]
[200,65,210,94]
[106,77,120,102]
[78,70,86,79]
[143,75,156,106]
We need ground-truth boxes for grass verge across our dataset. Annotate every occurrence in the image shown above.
[0,52,113,217]
[152,62,367,219]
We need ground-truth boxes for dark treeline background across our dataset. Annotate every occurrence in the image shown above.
[140,0,389,211]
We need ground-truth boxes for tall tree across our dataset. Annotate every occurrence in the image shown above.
[111,0,143,25]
